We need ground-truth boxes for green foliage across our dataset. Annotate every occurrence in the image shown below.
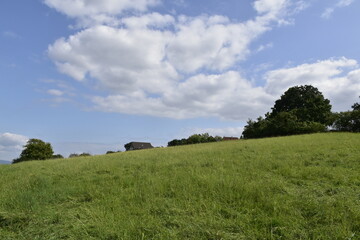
[352,96,360,111]
[332,97,360,132]
[51,154,64,159]
[79,153,91,157]
[68,153,79,158]
[124,142,131,151]
[168,133,219,147]
[242,112,326,139]
[12,139,54,164]
[269,85,333,125]
[69,153,91,158]
[243,85,330,139]
[0,133,359,239]
[333,110,360,132]
[106,151,121,154]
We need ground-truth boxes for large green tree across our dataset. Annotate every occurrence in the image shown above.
[242,85,331,139]
[269,85,332,125]
[12,139,54,164]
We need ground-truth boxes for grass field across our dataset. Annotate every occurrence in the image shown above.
[0,133,359,239]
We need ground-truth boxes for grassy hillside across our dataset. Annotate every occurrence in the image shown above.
[0,133,359,239]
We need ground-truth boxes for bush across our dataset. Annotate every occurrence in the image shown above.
[333,111,360,132]
[242,111,327,139]
[168,133,220,147]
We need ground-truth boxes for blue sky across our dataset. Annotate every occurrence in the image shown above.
[1,0,359,161]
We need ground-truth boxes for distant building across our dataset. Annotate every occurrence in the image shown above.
[223,137,239,141]
[125,142,154,151]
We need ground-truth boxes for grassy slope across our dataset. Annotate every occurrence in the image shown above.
[0,133,359,239]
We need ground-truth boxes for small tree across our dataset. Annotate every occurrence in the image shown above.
[352,96,360,111]
[333,97,360,132]
[124,143,132,151]
[13,139,54,164]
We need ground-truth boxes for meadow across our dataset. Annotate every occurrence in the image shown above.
[0,133,359,239]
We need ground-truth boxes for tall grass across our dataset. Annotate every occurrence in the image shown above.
[0,133,359,239]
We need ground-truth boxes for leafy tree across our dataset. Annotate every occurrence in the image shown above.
[69,153,91,158]
[124,143,132,151]
[214,136,223,142]
[167,133,218,147]
[69,153,79,158]
[333,111,360,132]
[52,154,64,159]
[352,96,360,111]
[242,112,326,139]
[269,85,332,125]
[79,153,91,157]
[333,97,360,132]
[12,139,54,164]
[242,85,330,139]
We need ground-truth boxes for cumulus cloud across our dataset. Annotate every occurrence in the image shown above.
[264,58,360,111]
[0,133,28,161]
[93,58,360,119]
[93,71,274,120]
[50,0,351,121]
[44,0,160,27]
[48,12,275,85]
[321,0,355,19]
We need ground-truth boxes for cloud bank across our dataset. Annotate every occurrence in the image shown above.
[45,0,360,121]
[0,133,28,161]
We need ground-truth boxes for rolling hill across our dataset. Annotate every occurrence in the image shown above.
[0,133,359,239]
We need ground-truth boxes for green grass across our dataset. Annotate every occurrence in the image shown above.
[0,133,359,239]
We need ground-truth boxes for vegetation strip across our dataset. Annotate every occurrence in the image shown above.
[0,133,359,239]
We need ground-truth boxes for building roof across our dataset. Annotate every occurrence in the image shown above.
[129,142,154,150]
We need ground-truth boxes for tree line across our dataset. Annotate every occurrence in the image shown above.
[167,133,223,147]
[11,85,360,164]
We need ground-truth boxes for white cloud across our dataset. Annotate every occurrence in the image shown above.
[0,133,28,161]
[264,58,360,111]
[49,24,178,95]
[321,0,355,19]
[256,42,274,53]
[0,133,28,148]
[44,0,160,27]
[93,71,274,120]
[47,89,64,96]
[166,15,269,73]
[47,0,325,121]
[2,31,20,39]
[254,0,289,15]
[337,0,355,7]
[47,0,293,91]
[93,58,360,119]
